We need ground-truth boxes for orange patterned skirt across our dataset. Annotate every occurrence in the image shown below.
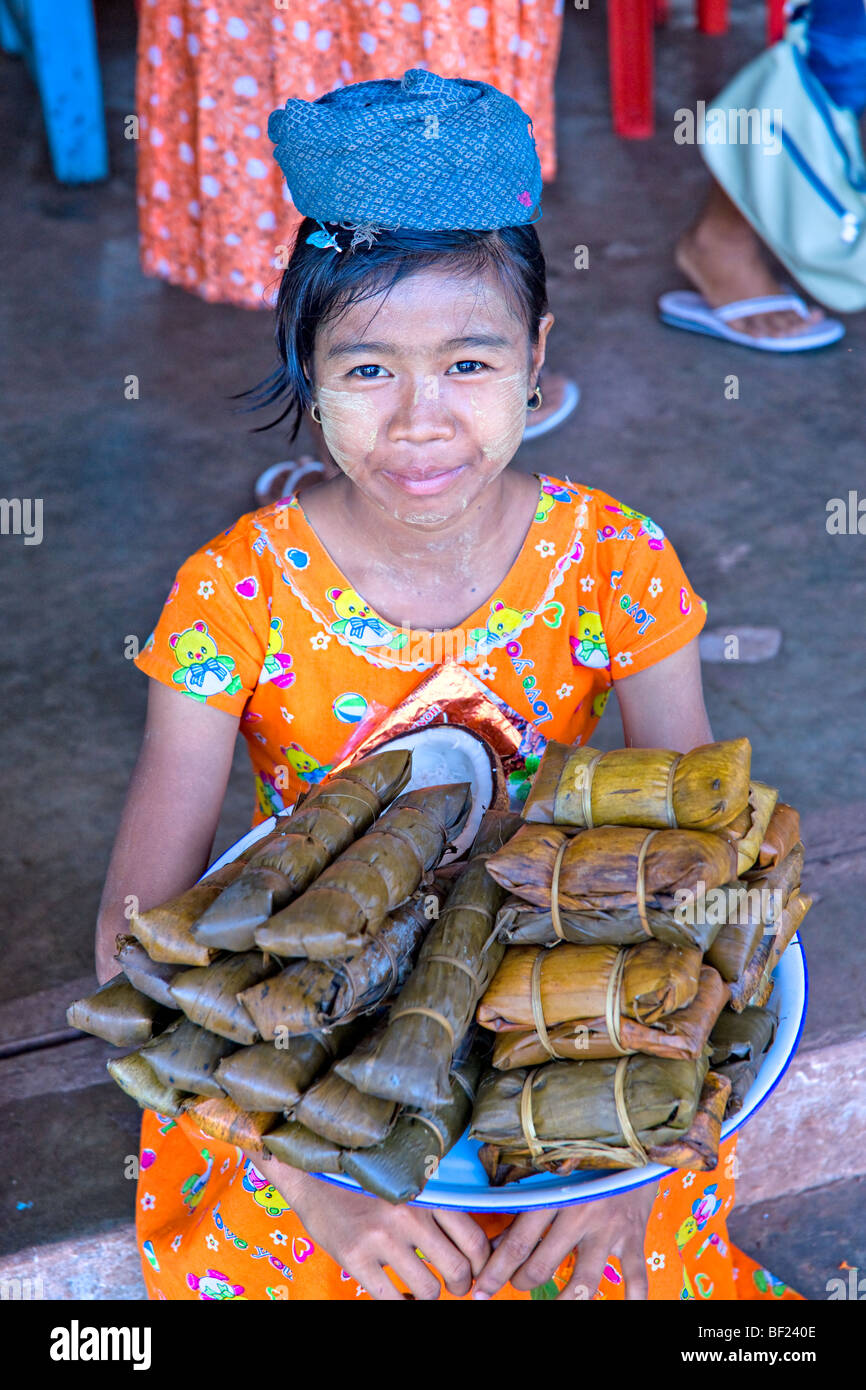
[136,1109,802,1301]
[135,1,564,308]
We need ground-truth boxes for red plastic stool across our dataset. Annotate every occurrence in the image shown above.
[608,0,789,139]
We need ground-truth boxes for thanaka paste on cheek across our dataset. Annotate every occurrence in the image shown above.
[315,385,379,474]
[470,370,530,468]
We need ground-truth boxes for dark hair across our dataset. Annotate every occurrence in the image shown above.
[239,218,548,441]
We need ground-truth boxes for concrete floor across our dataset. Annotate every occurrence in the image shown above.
[1,1,864,1293]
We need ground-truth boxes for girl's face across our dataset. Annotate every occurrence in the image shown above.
[310,266,554,528]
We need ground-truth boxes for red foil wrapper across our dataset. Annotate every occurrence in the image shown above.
[332,663,547,811]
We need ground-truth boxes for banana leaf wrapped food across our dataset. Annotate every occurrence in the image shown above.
[704,844,803,983]
[129,862,248,966]
[67,976,175,1046]
[727,890,811,1012]
[181,1096,276,1152]
[717,781,779,875]
[470,1052,708,1173]
[239,890,439,1038]
[477,1068,730,1184]
[335,811,522,1109]
[341,1044,485,1204]
[490,964,729,1066]
[169,951,277,1043]
[107,1051,187,1117]
[746,801,801,875]
[255,783,472,960]
[521,738,751,831]
[139,1018,237,1097]
[710,1003,778,1115]
[485,825,739,926]
[264,1119,345,1173]
[191,749,412,950]
[114,936,180,1008]
[213,1018,369,1112]
[477,941,704,1034]
[292,1067,400,1149]
[494,896,722,954]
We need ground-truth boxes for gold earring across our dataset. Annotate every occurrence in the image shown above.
[311,403,322,424]
[527,386,543,411]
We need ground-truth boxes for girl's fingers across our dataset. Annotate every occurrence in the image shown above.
[509,1216,586,1292]
[556,1264,593,1301]
[472,1211,551,1298]
[619,1238,650,1301]
[382,1243,444,1302]
[559,1232,608,1303]
[353,1259,412,1302]
[431,1210,491,1282]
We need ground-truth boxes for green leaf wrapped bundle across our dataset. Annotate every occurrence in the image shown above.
[335,811,522,1109]
[710,1003,778,1115]
[478,1068,730,1183]
[469,1052,708,1172]
[115,936,180,1008]
[706,845,803,984]
[239,891,438,1037]
[521,738,751,831]
[107,1051,187,1116]
[139,1018,236,1097]
[342,1047,485,1204]
[67,976,175,1047]
[263,1120,344,1173]
[255,784,471,960]
[213,1018,369,1112]
[494,897,722,953]
[490,965,729,1067]
[191,749,412,950]
[485,824,739,917]
[129,862,247,965]
[170,951,277,1043]
[293,1067,400,1149]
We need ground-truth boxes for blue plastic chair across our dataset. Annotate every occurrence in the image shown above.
[0,0,108,182]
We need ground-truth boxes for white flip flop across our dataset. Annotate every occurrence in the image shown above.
[658,290,845,352]
[523,377,580,441]
[254,458,327,509]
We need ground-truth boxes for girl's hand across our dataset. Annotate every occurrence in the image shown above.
[257,1156,490,1300]
[472,1183,658,1301]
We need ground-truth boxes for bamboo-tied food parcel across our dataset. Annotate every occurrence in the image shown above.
[335,810,522,1109]
[521,737,751,830]
[190,748,413,950]
[469,1053,710,1173]
[255,783,471,959]
[126,748,412,961]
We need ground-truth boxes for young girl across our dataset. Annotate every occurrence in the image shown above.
[97,69,799,1302]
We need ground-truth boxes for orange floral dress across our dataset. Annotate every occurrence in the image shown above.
[133,474,802,1301]
[135,1,565,307]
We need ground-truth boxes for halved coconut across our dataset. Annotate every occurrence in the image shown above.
[365,725,496,862]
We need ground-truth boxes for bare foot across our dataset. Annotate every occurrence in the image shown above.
[675,182,824,339]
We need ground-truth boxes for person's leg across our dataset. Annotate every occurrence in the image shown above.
[672,0,866,340]
[674,181,826,339]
